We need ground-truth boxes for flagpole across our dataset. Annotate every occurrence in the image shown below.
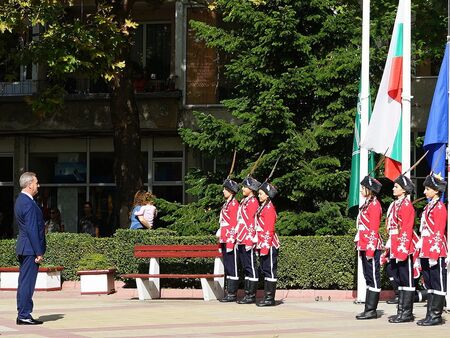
[402,0,411,177]
[357,0,370,303]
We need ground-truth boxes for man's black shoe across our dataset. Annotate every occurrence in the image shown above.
[16,317,43,325]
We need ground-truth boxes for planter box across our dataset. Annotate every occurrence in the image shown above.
[76,269,116,295]
[0,266,64,291]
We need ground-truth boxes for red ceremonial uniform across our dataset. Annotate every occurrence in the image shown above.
[386,197,415,261]
[255,201,280,256]
[419,199,447,260]
[236,195,259,247]
[217,198,239,251]
[355,196,382,258]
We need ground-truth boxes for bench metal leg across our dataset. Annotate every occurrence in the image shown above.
[148,257,161,299]
[135,257,161,300]
[200,278,224,301]
[213,257,225,290]
[135,278,161,300]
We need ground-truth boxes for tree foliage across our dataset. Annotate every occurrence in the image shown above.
[177,0,448,236]
[0,0,145,227]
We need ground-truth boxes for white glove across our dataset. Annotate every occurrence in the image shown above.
[385,238,391,249]
[366,256,373,261]
[245,246,253,251]
[226,248,233,253]
[415,238,423,249]
[445,257,450,265]
[429,259,438,267]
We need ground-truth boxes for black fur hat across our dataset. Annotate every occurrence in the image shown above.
[394,175,415,194]
[360,175,382,194]
[259,181,277,199]
[242,176,261,191]
[424,173,446,193]
[223,178,239,194]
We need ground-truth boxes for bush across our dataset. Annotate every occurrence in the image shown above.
[77,253,113,271]
[0,231,393,290]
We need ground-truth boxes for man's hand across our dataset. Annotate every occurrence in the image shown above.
[35,255,43,264]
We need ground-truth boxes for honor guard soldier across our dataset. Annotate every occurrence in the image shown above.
[255,180,280,307]
[386,175,416,323]
[355,175,383,320]
[235,175,261,304]
[217,178,240,302]
[416,173,447,326]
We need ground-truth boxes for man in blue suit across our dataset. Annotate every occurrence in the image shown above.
[15,172,46,325]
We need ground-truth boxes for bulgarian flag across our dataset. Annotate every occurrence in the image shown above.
[361,0,407,181]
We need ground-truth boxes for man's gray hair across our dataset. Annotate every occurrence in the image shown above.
[19,172,36,189]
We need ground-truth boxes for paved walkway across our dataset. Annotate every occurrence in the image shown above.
[0,285,447,337]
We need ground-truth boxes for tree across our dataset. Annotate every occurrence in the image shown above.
[175,0,448,236]
[0,0,153,227]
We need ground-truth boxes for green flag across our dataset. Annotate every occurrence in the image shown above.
[348,83,375,210]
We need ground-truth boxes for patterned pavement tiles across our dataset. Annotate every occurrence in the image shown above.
[0,289,447,337]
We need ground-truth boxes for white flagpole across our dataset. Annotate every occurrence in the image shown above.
[357,0,370,303]
[446,0,450,306]
[402,0,411,177]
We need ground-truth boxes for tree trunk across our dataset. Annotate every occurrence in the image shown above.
[108,0,142,229]
[110,69,142,228]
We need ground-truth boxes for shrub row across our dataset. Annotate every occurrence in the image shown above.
[0,230,385,290]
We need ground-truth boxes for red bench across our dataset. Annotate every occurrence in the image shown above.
[121,244,225,301]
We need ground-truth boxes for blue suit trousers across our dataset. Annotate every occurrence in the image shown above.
[17,255,39,319]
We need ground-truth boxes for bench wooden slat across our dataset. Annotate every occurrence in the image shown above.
[135,251,220,258]
[121,273,224,279]
[134,244,218,251]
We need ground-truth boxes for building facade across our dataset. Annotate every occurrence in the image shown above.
[0,1,229,236]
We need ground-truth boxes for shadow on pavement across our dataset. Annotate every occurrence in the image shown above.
[37,314,65,322]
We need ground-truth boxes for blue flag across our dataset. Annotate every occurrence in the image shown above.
[424,44,449,178]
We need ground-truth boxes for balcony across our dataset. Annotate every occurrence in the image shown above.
[0,80,36,96]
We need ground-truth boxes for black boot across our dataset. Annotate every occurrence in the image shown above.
[389,290,414,323]
[220,279,239,302]
[417,294,445,326]
[387,287,399,304]
[355,290,379,320]
[417,293,433,325]
[388,289,404,321]
[256,281,276,307]
[237,280,257,304]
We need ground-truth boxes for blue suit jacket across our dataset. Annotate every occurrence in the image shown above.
[15,193,46,256]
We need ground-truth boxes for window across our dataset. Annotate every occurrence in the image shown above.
[90,152,114,183]
[131,23,172,91]
[151,137,184,203]
[29,153,87,184]
[0,155,13,238]
[26,136,184,233]
[0,156,13,182]
[0,29,33,96]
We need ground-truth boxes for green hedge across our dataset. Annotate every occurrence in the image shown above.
[0,230,388,290]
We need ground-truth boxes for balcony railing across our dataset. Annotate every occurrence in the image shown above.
[0,80,36,96]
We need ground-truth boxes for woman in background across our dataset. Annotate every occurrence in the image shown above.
[129,190,146,230]
[45,208,64,233]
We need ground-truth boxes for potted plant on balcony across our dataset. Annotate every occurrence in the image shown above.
[76,253,116,295]
[0,265,64,291]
